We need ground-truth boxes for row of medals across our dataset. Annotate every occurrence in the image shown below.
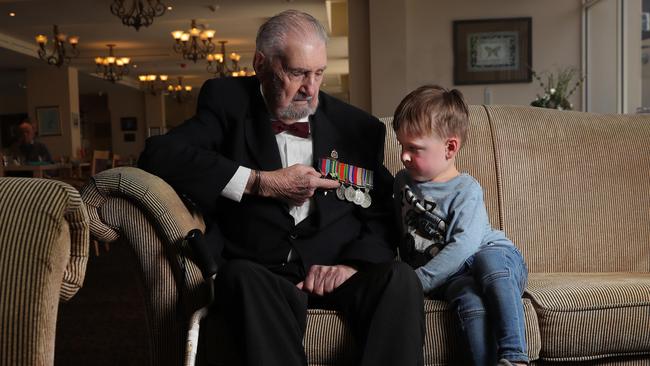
[336,184,372,208]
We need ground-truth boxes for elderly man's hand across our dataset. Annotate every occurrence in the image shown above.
[259,164,339,206]
[297,264,357,296]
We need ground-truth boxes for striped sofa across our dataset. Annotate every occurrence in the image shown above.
[73,105,649,365]
[0,178,89,366]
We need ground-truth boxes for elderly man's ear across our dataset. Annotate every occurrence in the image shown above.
[253,51,266,74]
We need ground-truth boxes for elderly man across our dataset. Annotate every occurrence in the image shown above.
[10,120,52,163]
[139,10,424,366]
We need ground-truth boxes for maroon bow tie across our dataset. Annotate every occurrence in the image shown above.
[270,120,310,138]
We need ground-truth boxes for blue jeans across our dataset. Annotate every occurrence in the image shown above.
[440,244,528,365]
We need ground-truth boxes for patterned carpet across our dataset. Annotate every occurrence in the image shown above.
[55,241,151,366]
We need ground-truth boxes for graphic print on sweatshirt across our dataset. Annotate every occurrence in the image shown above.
[398,184,449,268]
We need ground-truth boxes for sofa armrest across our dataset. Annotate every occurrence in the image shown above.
[80,167,207,366]
[0,177,90,366]
[82,167,204,244]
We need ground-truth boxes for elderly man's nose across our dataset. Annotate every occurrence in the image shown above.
[302,74,318,91]
[298,87,313,101]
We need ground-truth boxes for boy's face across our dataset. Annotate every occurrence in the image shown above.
[396,129,458,182]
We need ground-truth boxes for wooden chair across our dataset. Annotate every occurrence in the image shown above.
[90,150,111,176]
[51,151,114,193]
[112,154,121,168]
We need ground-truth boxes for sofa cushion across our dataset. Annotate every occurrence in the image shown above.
[303,298,541,365]
[485,105,650,273]
[526,273,650,362]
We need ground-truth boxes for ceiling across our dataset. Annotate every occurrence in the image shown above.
[0,0,348,94]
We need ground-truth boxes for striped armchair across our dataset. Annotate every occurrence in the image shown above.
[72,106,649,365]
[0,178,89,366]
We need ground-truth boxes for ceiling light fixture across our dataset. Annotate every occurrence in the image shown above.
[171,19,216,63]
[9,12,16,17]
[138,74,169,95]
[166,77,193,103]
[34,25,79,67]
[94,44,131,83]
[110,0,166,31]
[206,40,245,77]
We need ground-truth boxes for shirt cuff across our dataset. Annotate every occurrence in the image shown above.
[221,166,252,202]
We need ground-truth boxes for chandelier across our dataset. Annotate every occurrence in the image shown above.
[171,19,216,63]
[138,74,168,95]
[206,41,242,77]
[234,67,256,78]
[166,77,193,103]
[34,25,79,67]
[94,44,131,83]
[110,0,167,31]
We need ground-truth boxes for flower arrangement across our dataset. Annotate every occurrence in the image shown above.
[530,67,583,111]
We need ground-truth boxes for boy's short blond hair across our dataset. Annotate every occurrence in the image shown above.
[392,85,469,147]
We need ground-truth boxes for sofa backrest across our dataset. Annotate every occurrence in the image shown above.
[0,178,89,366]
[381,105,650,273]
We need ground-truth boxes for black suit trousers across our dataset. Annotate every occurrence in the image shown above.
[211,259,425,366]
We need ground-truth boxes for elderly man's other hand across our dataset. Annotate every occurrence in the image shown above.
[259,164,339,206]
[297,264,357,296]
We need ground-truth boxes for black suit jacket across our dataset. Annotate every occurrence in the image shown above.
[139,76,397,271]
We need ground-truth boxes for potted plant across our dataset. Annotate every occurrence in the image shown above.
[530,67,583,111]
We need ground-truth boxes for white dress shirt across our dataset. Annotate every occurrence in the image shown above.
[220,117,314,226]
[220,88,315,263]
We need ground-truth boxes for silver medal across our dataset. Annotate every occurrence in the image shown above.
[344,185,356,202]
[353,189,365,205]
[336,185,346,201]
[361,191,372,208]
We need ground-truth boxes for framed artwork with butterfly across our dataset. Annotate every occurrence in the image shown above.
[453,17,532,85]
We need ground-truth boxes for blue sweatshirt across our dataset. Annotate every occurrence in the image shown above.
[394,170,513,293]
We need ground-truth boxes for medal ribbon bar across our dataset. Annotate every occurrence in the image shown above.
[319,158,373,189]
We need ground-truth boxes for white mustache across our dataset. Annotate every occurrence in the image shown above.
[293,94,313,102]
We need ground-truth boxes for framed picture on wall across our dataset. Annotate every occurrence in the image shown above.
[120,117,137,131]
[453,17,532,85]
[36,106,61,136]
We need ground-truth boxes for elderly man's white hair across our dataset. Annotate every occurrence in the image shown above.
[255,10,329,59]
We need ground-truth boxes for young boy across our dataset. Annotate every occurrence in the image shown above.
[392,85,529,366]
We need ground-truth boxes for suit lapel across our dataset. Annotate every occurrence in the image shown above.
[295,106,352,234]
[311,107,342,167]
[244,82,283,171]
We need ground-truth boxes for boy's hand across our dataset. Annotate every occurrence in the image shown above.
[297,264,357,296]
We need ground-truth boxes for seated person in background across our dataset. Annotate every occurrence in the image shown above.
[10,120,52,163]
[393,85,529,366]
